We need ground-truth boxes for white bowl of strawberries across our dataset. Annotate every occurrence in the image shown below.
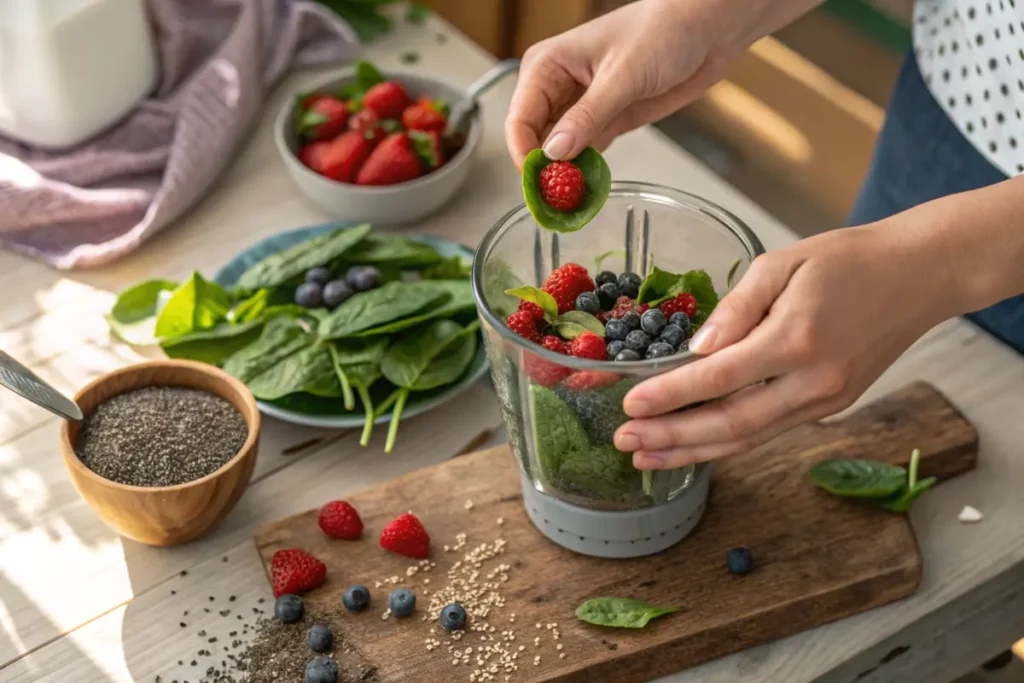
[275,60,483,225]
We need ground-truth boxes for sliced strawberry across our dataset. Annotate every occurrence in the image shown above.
[355,132,422,186]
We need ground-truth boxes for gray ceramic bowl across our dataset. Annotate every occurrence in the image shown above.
[275,69,482,225]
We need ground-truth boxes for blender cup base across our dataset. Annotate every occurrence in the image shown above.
[520,465,711,559]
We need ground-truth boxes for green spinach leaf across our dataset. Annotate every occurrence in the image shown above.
[636,267,683,306]
[154,272,233,339]
[423,255,472,280]
[106,279,177,346]
[340,233,445,269]
[530,385,589,484]
[636,268,720,326]
[879,449,937,512]
[809,459,908,498]
[726,259,742,289]
[575,598,681,629]
[161,318,265,366]
[558,444,639,500]
[522,147,612,233]
[552,310,604,339]
[505,286,558,321]
[318,280,450,338]
[413,329,478,390]
[235,223,371,292]
[229,289,270,323]
[353,280,474,337]
[329,338,389,446]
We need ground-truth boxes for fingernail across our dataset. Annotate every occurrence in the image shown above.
[542,132,572,160]
[615,432,641,452]
[689,325,717,354]
[634,452,664,470]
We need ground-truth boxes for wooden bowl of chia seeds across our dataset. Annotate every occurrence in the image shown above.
[60,360,261,546]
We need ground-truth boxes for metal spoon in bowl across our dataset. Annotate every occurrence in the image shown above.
[443,59,521,146]
[0,349,83,421]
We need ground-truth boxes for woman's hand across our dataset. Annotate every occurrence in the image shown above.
[504,0,734,169]
[613,219,961,470]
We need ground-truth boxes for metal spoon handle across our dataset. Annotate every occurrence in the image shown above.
[0,349,83,421]
[446,59,521,136]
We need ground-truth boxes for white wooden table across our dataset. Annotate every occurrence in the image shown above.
[1,15,1022,683]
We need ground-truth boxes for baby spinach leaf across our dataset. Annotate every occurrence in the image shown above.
[879,449,937,512]
[353,280,474,337]
[340,233,445,269]
[329,338,389,446]
[413,327,478,390]
[106,279,178,346]
[318,280,450,339]
[522,147,612,233]
[575,598,681,629]
[530,385,589,484]
[636,267,683,305]
[161,318,265,366]
[553,310,605,339]
[726,259,742,289]
[423,255,472,280]
[229,289,270,323]
[505,286,558,321]
[559,444,639,500]
[235,223,371,292]
[809,459,908,498]
[222,316,314,390]
[154,272,232,339]
[247,344,340,401]
[636,268,720,326]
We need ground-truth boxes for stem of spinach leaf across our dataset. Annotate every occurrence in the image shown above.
[357,385,376,447]
[384,390,409,454]
[908,448,921,488]
[327,343,356,411]
[642,470,653,497]
[374,388,401,419]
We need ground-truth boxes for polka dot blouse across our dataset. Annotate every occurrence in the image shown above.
[914,0,1024,176]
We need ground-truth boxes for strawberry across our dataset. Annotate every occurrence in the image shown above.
[568,332,606,360]
[402,100,447,133]
[307,131,373,183]
[379,513,430,559]
[348,108,387,144]
[355,132,423,186]
[561,369,621,391]
[318,500,363,540]
[297,95,349,142]
[363,81,412,119]
[538,161,586,211]
[659,292,698,320]
[299,141,330,170]
[517,300,547,322]
[541,335,568,354]
[270,549,327,598]
[506,310,541,343]
[542,263,596,314]
[524,353,571,387]
[410,130,445,170]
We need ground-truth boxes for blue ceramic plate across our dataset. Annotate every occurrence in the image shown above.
[214,222,488,429]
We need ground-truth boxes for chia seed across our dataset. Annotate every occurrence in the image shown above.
[75,387,248,487]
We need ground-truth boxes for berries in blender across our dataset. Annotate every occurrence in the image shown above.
[542,335,568,354]
[597,282,619,309]
[595,270,617,287]
[668,311,692,335]
[575,291,601,314]
[616,272,641,298]
[538,161,586,211]
[543,263,596,314]
[659,323,687,349]
[624,330,652,353]
[568,332,606,360]
[606,340,625,359]
[615,349,642,361]
[620,310,641,330]
[660,292,698,319]
[506,310,541,343]
[645,342,675,359]
[517,299,546,321]
[640,308,667,336]
[604,318,629,342]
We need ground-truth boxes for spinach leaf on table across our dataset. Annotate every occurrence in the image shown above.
[106,279,177,346]
[161,318,265,366]
[522,147,612,233]
[318,280,450,339]
[353,280,475,337]
[575,598,681,629]
[234,223,371,292]
[154,272,233,339]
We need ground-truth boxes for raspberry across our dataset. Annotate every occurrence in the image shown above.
[640,303,651,314]
[506,310,541,342]
[561,370,621,391]
[569,332,606,360]
[542,335,568,354]
[609,296,639,319]
[317,500,363,540]
[379,513,430,559]
[659,292,697,319]
[538,161,586,211]
[595,311,609,324]
[542,263,595,314]
[524,354,571,387]
[517,299,547,322]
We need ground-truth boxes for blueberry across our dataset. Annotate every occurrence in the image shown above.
[294,282,323,308]
[620,310,641,330]
[615,349,643,361]
[597,282,619,309]
[305,656,339,683]
[645,342,675,359]
[604,318,629,342]
[308,624,333,652]
[388,588,416,617]
[659,324,686,348]
[305,267,332,285]
[342,585,370,612]
[617,272,641,298]
[726,548,755,576]
[668,312,692,336]
[640,308,667,335]
[624,330,651,352]
[322,280,354,309]
[595,270,618,287]
[440,603,468,632]
[606,340,625,359]
[575,291,600,314]
[274,594,304,624]
[346,266,380,292]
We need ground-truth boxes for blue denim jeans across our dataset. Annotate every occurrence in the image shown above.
[849,52,1024,353]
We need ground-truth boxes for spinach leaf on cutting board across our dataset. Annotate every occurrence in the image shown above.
[522,147,612,233]
[575,598,681,629]
[810,449,936,513]
[234,223,371,292]
[318,280,451,338]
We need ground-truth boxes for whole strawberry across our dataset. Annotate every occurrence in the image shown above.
[543,263,596,314]
[318,500,363,540]
[298,95,349,142]
[569,332,606,360]
[306,130,373,183]
[659,292,698,320]
[271,549,327,598]
[363,81,412,119]
[348,108,386,144]
[379,513,430,559]
[538,161,586,211]
[506,310,541,342]
[402,99,447,133]
[356,132,422,186]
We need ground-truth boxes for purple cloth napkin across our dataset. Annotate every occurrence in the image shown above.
[0,0,358,270]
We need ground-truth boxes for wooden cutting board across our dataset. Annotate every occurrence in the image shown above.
[254,381,978,682]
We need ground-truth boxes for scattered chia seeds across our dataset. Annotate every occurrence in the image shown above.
[75,387,248,487]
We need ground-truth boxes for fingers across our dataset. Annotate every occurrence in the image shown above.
[505,52,577,170]
[689,254,805,355]
[541,69,635,161]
